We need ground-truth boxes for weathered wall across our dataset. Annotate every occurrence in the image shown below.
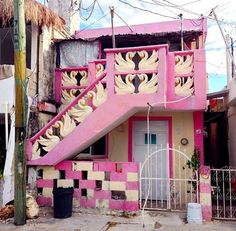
[48,0,80,35]
[109,121,129,162]
[228,106,236,167]
[36,161,139,211]
[109,112,195,162]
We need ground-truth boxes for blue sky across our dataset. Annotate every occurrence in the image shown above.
[43,0,236,93]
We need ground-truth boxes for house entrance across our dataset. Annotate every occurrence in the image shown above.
[132,120,169,202]
[132,120,199,210]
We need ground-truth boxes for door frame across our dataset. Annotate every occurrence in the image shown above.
[128,116,173,175]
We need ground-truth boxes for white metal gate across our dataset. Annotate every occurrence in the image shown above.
[139,145,199,211]
[211,168,236,220]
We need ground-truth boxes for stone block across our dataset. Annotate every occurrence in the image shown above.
[87,189,94,199]
[102,181,109,190]
[125,190,139,201]
[109,181,125,191]
[96,199,109,209]
[42,167,59,179]
[72,161,93,171]
[42,188,53,197]
[57,179,74,187]
[88,171,105,180]
[127,173,138,182]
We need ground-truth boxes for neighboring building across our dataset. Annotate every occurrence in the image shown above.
[0,0,65,206]
[27,18,208,212]
[227,40,236,167]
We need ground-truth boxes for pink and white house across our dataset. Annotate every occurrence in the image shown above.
[27,18,208,213]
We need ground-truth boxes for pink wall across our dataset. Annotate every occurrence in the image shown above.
[193,111,204,164]
[36,161,139,211]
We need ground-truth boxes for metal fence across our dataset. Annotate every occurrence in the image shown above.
[140,145,198,211]
[211,168,236,220]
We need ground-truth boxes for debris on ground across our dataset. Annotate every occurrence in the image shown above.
[26,194,39,219]
[154,221,162,229]
[0,205,14,220]
[104,221,120,231]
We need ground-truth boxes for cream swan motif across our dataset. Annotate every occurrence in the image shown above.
[175,55,193,75]
[79,70,88,86]
[115,52,136,71]
[175,77,194,96]
[53,113,76,138]
[32,140,41,159]
[138,50,159,70]
[61,89,77,105]
[62,71,78,86]
[68,98,93,123]
[37,128,60,153]
[96,63,105,77]
[115,74,135,95]
[138,73,158,93]
[87,82,108,107]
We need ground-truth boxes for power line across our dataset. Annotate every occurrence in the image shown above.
[78,4,122,33]
[118,0,178,19]
[80,0,97,21]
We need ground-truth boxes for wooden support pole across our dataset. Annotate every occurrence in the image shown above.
[14,0,27,225]
[179,13,184,51]
[110,6,116,48]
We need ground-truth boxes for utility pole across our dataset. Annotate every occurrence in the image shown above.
[211,8,236,75]
[110,6,116,48]
[14,0,27,225]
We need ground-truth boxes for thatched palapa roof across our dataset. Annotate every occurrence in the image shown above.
[0,0,65,30]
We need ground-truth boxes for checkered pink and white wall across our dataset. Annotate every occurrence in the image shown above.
[36,161,139,211]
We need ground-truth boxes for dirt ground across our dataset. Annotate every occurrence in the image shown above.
[0,207,236,231]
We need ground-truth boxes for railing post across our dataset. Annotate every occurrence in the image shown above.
[157,47,167,105]
[105,51,115,97]
[199,166,212,221]
[88,61,96,84]
[193,49,206,103]
[166,52,175,103]
[55,69,62,104]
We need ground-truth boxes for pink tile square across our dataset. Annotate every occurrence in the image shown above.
[66,170,82,179]
[110,172,127,181]
[36,196,52,206]
[80,180,96,189]
[55,160,72,170]
[126,181,139,190]
[94,190,111,199]
[36,179,54,188]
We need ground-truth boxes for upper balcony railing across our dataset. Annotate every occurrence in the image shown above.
[28,44,206,162]
[104,44,168,104]
[167,49,206,109]
[54,45,206,111]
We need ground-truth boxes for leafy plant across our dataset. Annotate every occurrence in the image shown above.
[183,147,200,192]
[186,147,200,171]
[183,147,200,171]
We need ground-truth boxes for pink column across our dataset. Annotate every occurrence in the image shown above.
[193,111,204,164]
[88,61,96,84]
[105,52,115,97]
[157,47,167,105]
[54,69,62,104]
[199,166,212,221]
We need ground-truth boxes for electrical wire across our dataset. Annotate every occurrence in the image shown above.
[118,0,178,19]
[80,0,98,21]
[78,4,122,33]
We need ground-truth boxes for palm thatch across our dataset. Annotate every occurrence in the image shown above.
[0,0,65,30]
